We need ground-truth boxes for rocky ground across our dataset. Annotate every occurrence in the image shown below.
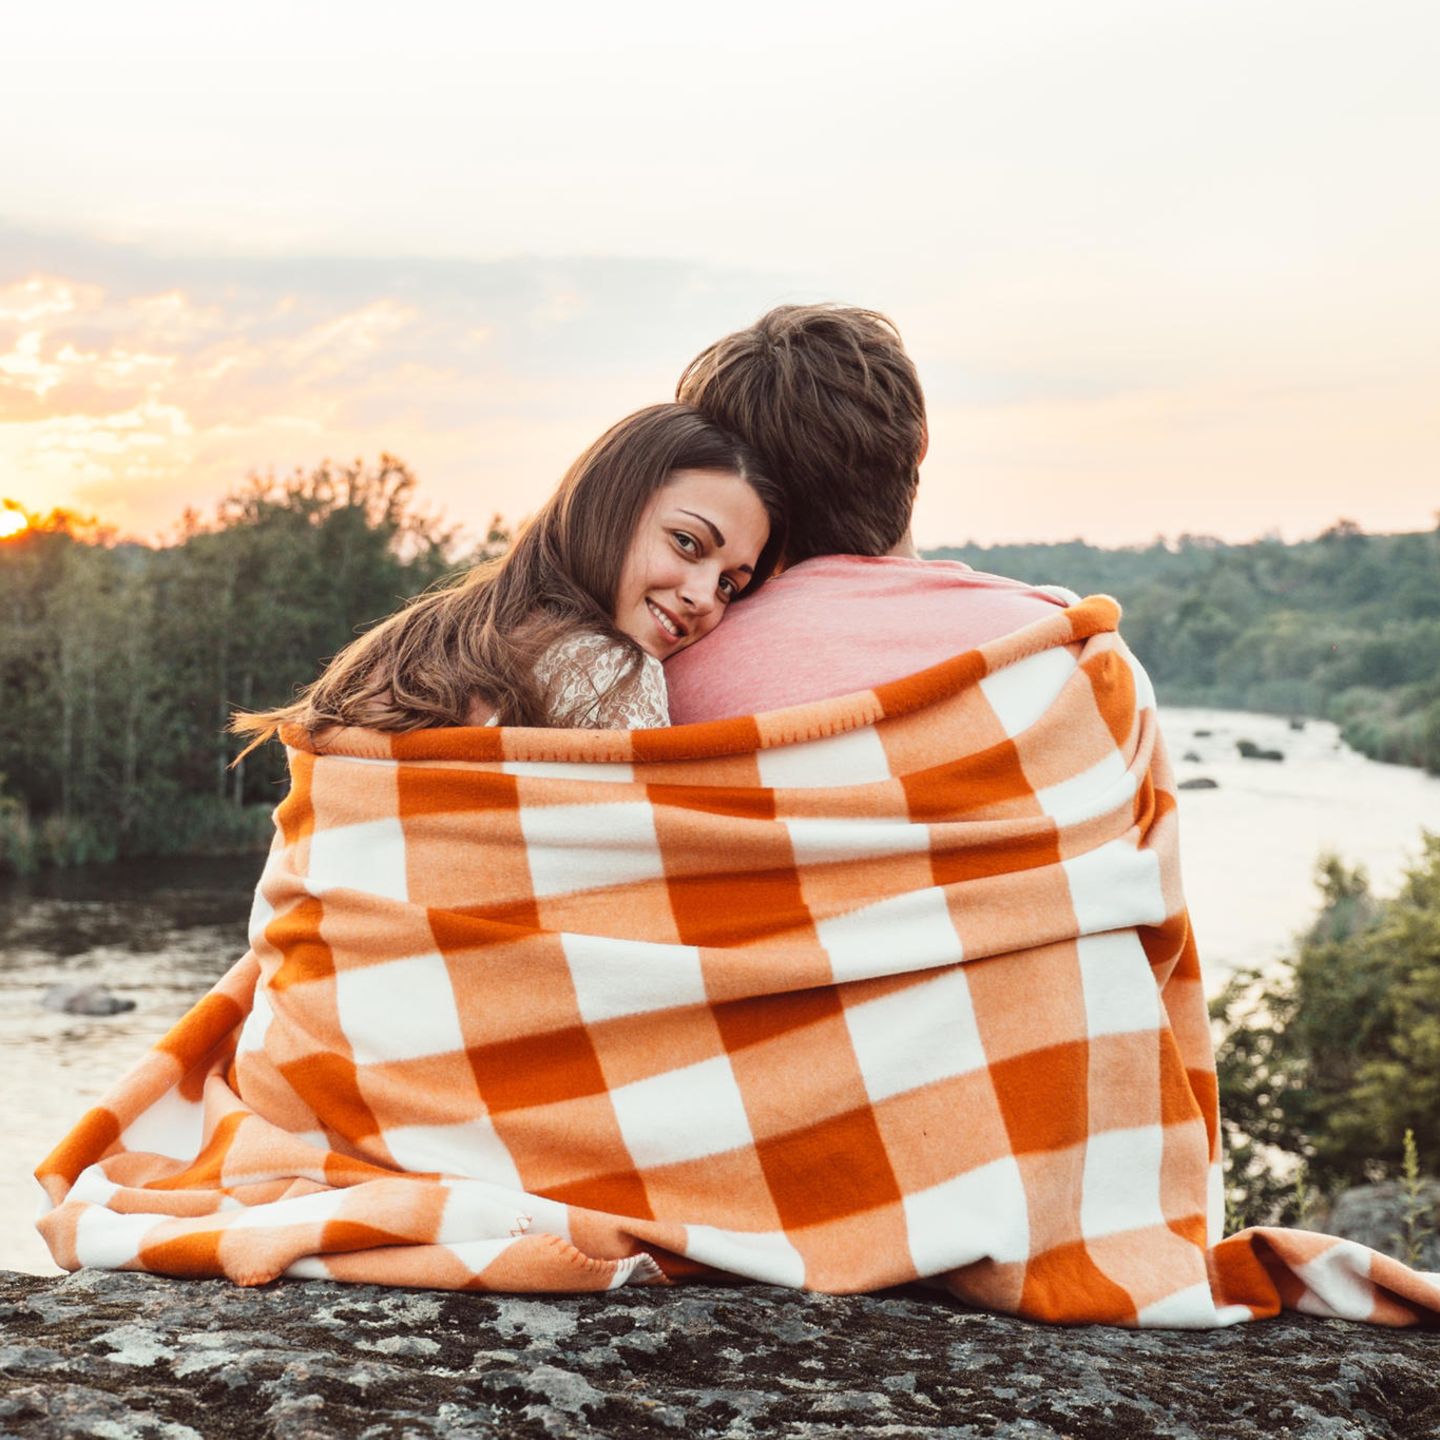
[1,1269,1438,1439]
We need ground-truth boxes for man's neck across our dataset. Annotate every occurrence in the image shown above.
[885,530,919,559]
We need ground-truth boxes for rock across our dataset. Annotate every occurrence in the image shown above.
[1319,1179,1440,1274]
[41,983,136,1017]
[1235,741,1284,762]
[2,1270,1439,1438]
[1182,750,1202,763]
[1177,777,1219,790]
[1289,718,1307,732]
[1192,729,1212,738]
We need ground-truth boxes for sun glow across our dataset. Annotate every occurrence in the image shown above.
[0,504,30,540]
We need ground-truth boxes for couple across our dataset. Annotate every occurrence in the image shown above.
[237,304,1062,744]
[42,306,1440,1329]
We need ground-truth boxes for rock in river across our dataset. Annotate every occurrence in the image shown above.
[1,1269,1438,1438]
[41,984,136,1017]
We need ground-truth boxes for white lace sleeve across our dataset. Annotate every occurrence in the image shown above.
[533,633,671,729]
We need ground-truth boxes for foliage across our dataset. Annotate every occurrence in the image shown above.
[1211,838,1440,1225]
[0,457,471,870]
[930,522,1440,772]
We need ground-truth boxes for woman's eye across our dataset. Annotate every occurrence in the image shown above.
[718,577,738,600]
[673,531,699,554]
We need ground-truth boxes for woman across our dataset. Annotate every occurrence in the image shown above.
[234,403,784,744]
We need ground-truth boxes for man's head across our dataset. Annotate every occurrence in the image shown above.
[676,304,927,563]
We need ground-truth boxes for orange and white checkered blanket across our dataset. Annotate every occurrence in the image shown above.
[36,596,1440,1326]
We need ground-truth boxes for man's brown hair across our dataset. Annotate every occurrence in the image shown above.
[676,304,926,562]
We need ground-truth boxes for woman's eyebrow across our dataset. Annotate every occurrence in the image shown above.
[677,509,725,548]
[676,508,753,575]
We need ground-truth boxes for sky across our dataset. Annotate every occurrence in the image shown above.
[1,0,1437,548]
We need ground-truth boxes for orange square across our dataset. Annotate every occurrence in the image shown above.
[903,740,1039,824]
[1087,1031,1161,1134]
[357,1050,485,1131]
[1019,1238,1137,1325]
[872,1069,1012,1194]
[727,1013,871,1141]
[636,1147,781,1230]
[445,937,583,1050]
[755,1104,902,1230]
[587,1004,726,1090]
[492,1090,638,1193]
[666,866,813,947]
[712,985,843,1054]
[785,1201,915,1290]
[1081,648,1136,750]
[398,765,521,818]
[267,896,335,989]
[468,1025,607,1114]
[278,1051,380,1142]
[988,1040,1089,1155]
[965,941,1087,1063]
[545,1166,653,1221]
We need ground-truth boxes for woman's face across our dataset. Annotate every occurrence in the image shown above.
[614,468,771,661]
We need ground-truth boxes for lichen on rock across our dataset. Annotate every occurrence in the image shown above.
[2,1268,1438,1438]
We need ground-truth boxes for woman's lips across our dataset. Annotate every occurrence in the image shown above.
[646,598,686,644]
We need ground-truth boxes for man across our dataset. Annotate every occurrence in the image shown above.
[665,305,1064,722]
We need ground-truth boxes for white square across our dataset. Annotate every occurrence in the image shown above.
[845,967,987,1101]
[1075,931,1162,1038]
[1136,1282,1220,1329]
[784,817,930,867]
[561,933,707,1024]
[757,726,891,789]
[682,1225,806,1287]
[1207,1160,1225,1246]
[384,1119,522,1190]
[120,1085,207,1162]
[979,647,1078,738]
[609,1055,754,1170]
[518,801,664,899]
[74,1204,161,1269]
[334,953,465,1064]
[1062,839,1167,937]
[306,817,409,903]
[1081,1125,1166,1239]
[247,843,284,949]
[816,886,960,984]
[236,981,274,1054]
[1034,750,1136,825]
[1294,1240,1379,1321]
[903,1156,1031,1273]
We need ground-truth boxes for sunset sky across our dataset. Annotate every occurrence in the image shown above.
[2,1,1437,548]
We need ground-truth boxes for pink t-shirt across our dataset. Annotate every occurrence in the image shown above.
[665,554,1068,723]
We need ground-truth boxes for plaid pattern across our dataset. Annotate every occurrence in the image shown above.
[35,596,1440,1326]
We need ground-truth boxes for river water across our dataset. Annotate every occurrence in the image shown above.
[5,707,1440,1276]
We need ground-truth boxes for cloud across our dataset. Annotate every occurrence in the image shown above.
[0,225,809,537]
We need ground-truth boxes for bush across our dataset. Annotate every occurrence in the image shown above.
[1213,837,1440,1225]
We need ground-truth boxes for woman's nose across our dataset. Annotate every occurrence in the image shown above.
[678,574,718,614]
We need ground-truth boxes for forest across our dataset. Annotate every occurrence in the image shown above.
[0,459,499,871]
[1,462,1437,872]
[936,523,1440,774]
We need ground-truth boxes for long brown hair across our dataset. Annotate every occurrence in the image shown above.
[232,404,783,745]
[677,304,926,562]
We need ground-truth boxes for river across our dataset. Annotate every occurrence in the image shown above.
[5,706,1440,1276]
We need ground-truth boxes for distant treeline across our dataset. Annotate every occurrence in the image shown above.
[0,459,500,872]
[3,476,1438,871]
[930,522,1440,774]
